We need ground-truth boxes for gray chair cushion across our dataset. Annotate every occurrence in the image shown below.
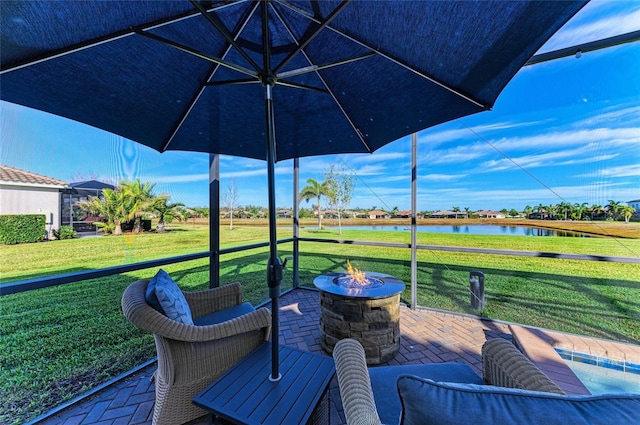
[397,376,640,425]
[193,302,256,326]
[145,269,193,325]
[369,362,484,425]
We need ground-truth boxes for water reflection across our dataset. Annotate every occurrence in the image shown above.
[321,224,591,237]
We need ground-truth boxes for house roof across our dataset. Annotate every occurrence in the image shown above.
[70,180,115,190]
[0,165,68,188]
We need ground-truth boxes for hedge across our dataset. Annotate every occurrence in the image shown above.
[0,214,46,244]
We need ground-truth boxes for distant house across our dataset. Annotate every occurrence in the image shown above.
[277,209,292,219]
[430,210,462,219]
[0,165,69,239]
[476,210,505,219]
[62,180,115,232]
[394,210,412,218]
[628,199,640,218]
[368,210,390,219]
[527,211,549,220]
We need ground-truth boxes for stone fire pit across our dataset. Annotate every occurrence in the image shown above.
[313,271,405,364]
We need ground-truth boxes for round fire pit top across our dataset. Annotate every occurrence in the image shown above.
[313,271,405,299]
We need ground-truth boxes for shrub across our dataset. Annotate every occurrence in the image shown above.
[52,226,77,240]
[0,214,45,244]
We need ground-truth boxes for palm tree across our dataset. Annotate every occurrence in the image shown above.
[620,205,636,223]
[589,204,603,220]
[607,200,622,220]
[557,201,572,220]
[77,188,127,235]
[121,179,155,233]
[571,202,588,221]
[152,195,185,232]
[299,178,330,230]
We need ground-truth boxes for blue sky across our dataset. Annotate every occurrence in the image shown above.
[2,1,639,212]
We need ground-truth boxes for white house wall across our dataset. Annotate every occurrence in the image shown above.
[0,184,62,238]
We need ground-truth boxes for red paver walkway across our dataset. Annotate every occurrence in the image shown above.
[36,287,640,425]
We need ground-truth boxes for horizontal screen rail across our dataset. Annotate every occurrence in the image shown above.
[297,237,640,264]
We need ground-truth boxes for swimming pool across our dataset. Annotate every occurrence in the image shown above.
[556,349,640,394]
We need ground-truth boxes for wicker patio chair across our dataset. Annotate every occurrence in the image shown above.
[122,279,272,425]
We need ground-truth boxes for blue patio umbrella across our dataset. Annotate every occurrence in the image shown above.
[0,0,588,380]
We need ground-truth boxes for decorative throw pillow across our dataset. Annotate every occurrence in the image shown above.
[145,269,194,325]
[145,271,164,313]
[397,375,640,425]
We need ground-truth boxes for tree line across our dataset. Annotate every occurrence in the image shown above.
[520,200,635,223]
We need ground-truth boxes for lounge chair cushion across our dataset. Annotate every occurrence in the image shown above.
[397,375,640,425]
[145,269,194,325]
[369,362,484,425]
[193,302,256,325]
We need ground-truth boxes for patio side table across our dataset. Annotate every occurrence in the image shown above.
[193,342,335,425]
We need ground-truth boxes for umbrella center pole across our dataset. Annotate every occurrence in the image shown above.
[265,82,282,382]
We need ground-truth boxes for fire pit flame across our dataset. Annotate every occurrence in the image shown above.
[335,260,384,289]
[346,260,367,284]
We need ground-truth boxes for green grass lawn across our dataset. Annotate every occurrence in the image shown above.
[1,224,639,424]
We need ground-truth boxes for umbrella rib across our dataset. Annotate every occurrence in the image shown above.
[0,4,235,74]
[271,1,370,151]
[322,25,488,109]
[274,0,487,109]
[135,30,258,79]
[270,5,375,80]
[274,81,327,93]
[206,78,261,86]
[163,3,260,152]
[316,73,372,152]
[272,0,352,75]
[189,0,263,74]
[163,40,249,152]
[160,82,208,152]
[277,52,376,79]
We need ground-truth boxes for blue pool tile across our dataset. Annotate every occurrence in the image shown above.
[625,363,640,376]
[600,358,625,371]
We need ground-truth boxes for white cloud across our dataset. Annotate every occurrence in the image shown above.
[421,173,467,182]
[420,142,490,165]
[541,1,640,52]
[222,168,267,179]
[347,163,391,177]
[351,151,408,164]
[579,163,640,178]
[572,104,640,128]
[366,174,407,184]
[479,144,620,172]
[493,127,639,152]
[149,173,209,184]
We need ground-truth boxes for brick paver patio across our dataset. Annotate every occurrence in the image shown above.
[36,287,640,425]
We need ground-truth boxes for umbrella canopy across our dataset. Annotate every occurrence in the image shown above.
[1,1,587,160]
[1,0,588,379]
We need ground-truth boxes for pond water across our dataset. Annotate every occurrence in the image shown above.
[320,224,591,237]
